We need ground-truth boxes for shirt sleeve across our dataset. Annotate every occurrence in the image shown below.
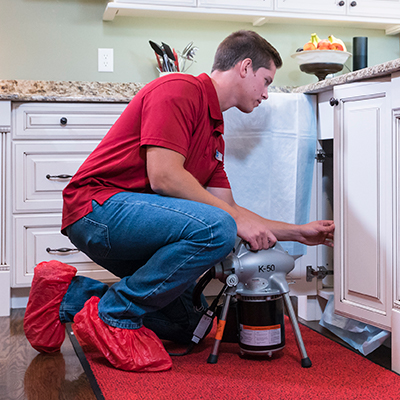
[139,80,201,157]
[206,162,231,189]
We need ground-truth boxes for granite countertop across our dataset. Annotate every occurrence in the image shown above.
[292,57,400,93]
[0,80,145,102]
[0,57,399,101]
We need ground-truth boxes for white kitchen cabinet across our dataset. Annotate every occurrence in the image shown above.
[13,214,117,286]
[103,0,400,34]
[275,0,346,15]
[275,0,400,19]
[332,79,393,330]
[393,72,400,311]
[13,102,124,140]
[113,0,196,6]
[10,102,127,289]
[392,72,400,373]
[347,0,400,18]
[0,101,11,317]
[13,141,98,213]
[198,0,272,11]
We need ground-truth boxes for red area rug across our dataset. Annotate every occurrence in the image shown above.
[67,318,400,400]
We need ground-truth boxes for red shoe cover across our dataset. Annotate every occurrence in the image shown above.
[73,297,172,372]
[24,260,77,353]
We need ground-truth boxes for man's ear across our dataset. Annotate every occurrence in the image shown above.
[239,58,253,78]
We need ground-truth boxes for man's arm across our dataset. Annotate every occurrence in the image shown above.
[146,146,334,250]
[146,146,277,250]
[207,187,334,248]
[146,146,238,215]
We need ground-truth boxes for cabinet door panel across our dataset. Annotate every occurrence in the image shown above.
[334,82,392,330]
[199,0,272,10]
[115,0,196,6]
[275,0,345,15]
[343,105,380,299]
[395,110,400,310]
[13,214,118,287]
[348,0,400,18]
[13,141,98,212]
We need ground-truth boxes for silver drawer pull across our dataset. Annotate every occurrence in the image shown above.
[46,247,79,254]
[46,174,73,180]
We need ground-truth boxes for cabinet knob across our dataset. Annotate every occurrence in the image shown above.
[350,0,357,5]
[329,97,339,106]
[60,117,68,125]
[338,1,345,6]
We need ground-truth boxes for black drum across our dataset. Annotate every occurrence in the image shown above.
[237,294,285,356]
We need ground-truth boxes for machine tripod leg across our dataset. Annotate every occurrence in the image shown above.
[282,292,312,368]
[207,292,233,364]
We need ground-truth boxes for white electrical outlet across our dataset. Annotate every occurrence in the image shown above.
[98,48,114,72]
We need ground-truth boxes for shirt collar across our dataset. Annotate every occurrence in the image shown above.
[197,73,224,134]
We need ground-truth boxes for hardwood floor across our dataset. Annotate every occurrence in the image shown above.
[0,309,95,400]
[0,306,392,400]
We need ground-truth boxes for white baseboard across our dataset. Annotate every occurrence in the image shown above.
[10,287,30,309]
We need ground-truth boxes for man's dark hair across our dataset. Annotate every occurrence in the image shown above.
[211,30,283,73]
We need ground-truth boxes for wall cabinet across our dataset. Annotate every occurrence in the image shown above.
[346,0,400,18]
[276,0,400,19]
[103,0,400,34]
[275,0,347,15]
[198,0,273,11]
[115,0,196,6]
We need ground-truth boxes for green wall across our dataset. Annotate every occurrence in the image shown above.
[1,0,399,87]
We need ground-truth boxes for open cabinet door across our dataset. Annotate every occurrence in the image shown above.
[333,80,392,331]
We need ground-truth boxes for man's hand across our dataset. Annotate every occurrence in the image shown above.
[234,213,277,251]
[297,220,335,247]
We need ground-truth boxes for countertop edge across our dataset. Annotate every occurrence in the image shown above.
[0,57,399,101]
[292,57,400,94]
[0,80,147,103]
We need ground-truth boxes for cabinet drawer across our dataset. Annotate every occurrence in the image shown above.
[13,141,98,212]
[13,214,118,287]
[13,102,127,140]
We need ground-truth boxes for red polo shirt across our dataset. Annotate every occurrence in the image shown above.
[61,73,230,233]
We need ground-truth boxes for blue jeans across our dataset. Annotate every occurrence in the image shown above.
[60,192,236,342]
